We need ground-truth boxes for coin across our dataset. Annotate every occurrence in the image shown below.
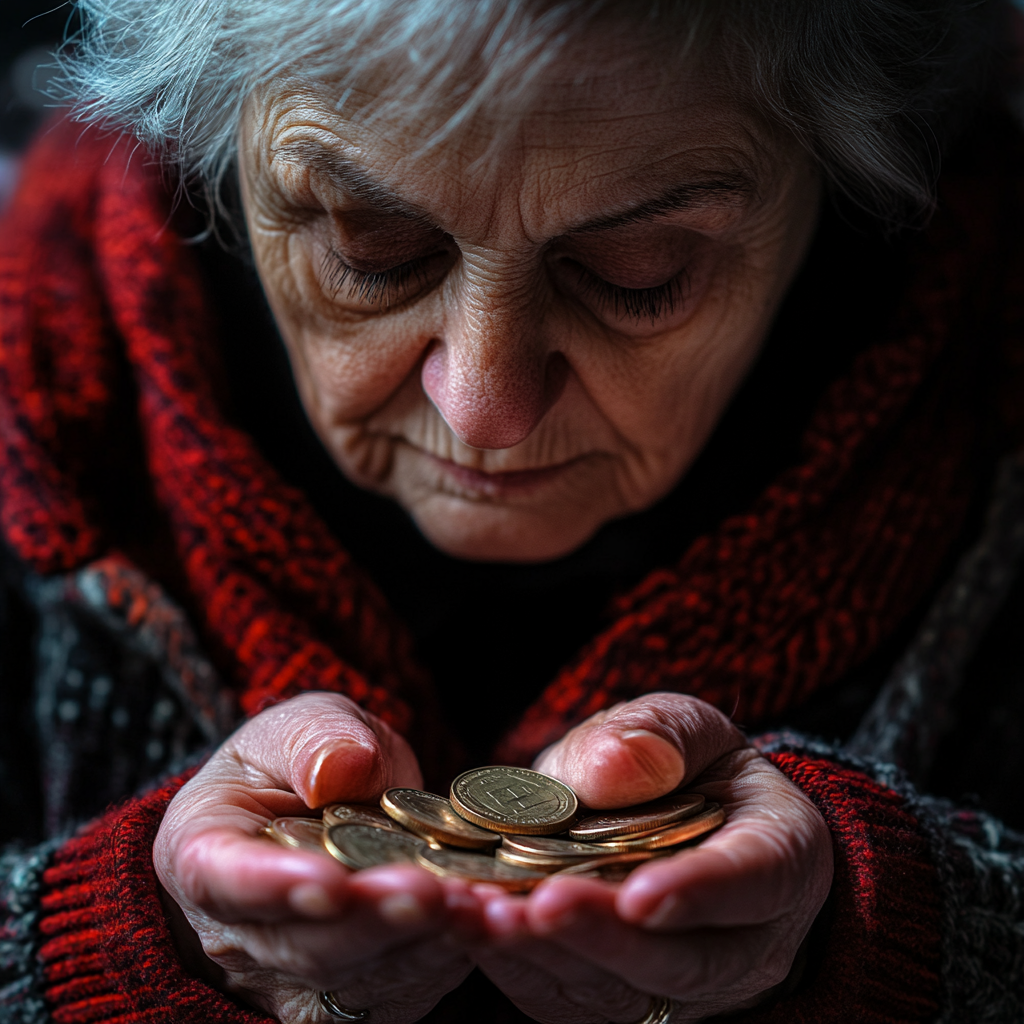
[593,804,725,852]
[381,789,501,850]
[501,834,611,859]
[450,767,578,835]
[568,793,705,841]
[263,817,328,854]
[323,803,403,831]
[416,846,548,892]
[553,850,663,881]
[325,824,426,870]
[494,846,584,872]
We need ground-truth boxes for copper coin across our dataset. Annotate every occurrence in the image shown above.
[264,817,328,854]
[568,793,705,841]
[494,847,570,872]
[323,803,403,832]
[416,846,548,892]
[325,824,426,870]
[502,834,612,859]
[450,766,578,835]
[382,789,501,850]
[593,804,725,852]
[553,850,663,881]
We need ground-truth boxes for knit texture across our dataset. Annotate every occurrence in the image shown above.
[0,115,1021,1022]
[0,840,63,1023]
[36,773,269,1024]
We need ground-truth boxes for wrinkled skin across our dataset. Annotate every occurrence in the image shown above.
[156,24,834,1024]
[156,693,832,1022]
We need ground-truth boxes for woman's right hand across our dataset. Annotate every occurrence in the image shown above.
[153,692,481,1023]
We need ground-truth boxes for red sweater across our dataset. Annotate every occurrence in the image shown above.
[2,116,1022,1022]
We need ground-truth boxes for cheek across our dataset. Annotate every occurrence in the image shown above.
[284,318,435,426]
[252,229,440,426]
[572,264,770,464]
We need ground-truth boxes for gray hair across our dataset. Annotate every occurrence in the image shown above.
[56,0,1003,225]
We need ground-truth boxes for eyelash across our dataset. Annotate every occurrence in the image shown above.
[574,266,690,324]
[321,247,432,308]
[321,246,689,324]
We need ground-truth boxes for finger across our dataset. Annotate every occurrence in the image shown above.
[228,691,422,808]
[534,693,747,807]
[617,756,833,929]
[525,878,787,1000]
[219,864,456,980]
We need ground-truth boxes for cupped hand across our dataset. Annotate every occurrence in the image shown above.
[472,694,833,1023]
[154,692,481,1023]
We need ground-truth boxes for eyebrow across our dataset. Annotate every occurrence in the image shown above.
[273,139,432,223]
[274,138,755,233]
[572,177,757,233]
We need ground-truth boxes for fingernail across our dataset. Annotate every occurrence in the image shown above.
[305,739,375,805]
[289,882,338,918]
[378,892,427,926]
[620,728,661,741]
[643,894,681,929]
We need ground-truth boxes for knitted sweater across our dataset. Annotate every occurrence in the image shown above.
[1,114,1024,1023]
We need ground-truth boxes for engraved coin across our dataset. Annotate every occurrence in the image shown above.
[381,789,501,850]
[553,850,663,881]
[593,804,725,852]
[501,834,612,859]
[416,846,548,892]
[568,793,705,841]
[264,817,328,854]
[450,766,578,835]
[325,824,426,870]
[323,803,403,831]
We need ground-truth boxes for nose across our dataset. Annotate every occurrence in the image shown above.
[421,294,567,450]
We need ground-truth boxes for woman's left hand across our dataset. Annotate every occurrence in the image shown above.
[472,694,833,1022]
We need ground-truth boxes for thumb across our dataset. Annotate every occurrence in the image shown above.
[228,691,423,808]
[533,693,747,808]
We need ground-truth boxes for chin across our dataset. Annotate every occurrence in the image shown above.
[408,494,604,563]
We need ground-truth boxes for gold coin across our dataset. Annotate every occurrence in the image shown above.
[494,847,583,872]
[264,817,328,854]
[501,834,612,860]
[450,766,578,835]
[323,803,403,831]
[593,804,725,852]
[381,789,501,850]
[554,851,664,882]
[416,846,548,892]
[325,824,426,870]
[568,793,705,841]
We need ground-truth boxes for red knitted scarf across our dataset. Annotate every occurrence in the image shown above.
[0,119,1017,774]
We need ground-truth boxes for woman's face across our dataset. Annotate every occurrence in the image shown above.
[240,43,820,562]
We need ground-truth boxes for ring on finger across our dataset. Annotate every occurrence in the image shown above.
[317,991,368,1021]
[634,995,675,1024]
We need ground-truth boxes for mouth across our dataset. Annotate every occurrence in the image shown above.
[426,453,585,497]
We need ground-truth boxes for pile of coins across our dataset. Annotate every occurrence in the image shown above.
[261,766,725,892]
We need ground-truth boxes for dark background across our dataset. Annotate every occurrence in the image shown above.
[0,1,77,203]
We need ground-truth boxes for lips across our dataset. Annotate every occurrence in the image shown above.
[427,453,583,497]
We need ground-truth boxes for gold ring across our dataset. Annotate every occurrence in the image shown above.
[317,991,368,1021]
[635,995,674,1024]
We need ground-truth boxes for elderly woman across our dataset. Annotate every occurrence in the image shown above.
[1,0,1023,1021]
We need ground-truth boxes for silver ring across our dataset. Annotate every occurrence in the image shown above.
[635,995,674,1024]
[317,991,368,1021]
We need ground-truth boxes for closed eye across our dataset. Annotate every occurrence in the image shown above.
[320,247,449,309]
[569,261,691,324]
